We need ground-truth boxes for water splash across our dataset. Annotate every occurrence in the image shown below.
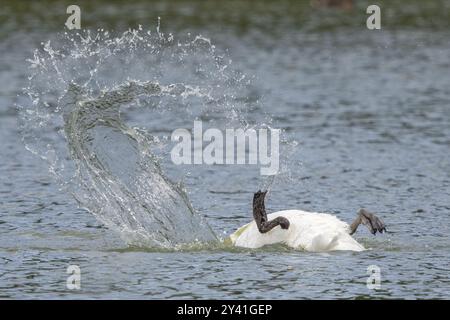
[19,27,245,247]
[19,25,297,248]
[61,81,220,247]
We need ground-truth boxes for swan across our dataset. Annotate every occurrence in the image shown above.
[228,191,386,252]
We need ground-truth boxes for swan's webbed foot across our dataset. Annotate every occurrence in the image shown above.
[350,208,386,235]
[253,190,290,234]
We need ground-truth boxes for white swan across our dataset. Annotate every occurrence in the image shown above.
[229,191,386,252]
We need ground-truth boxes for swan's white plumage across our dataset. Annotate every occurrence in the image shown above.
[230,210,365,252]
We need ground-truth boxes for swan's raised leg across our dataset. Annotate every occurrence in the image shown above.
[253,190,290,233]
[349,208,386,235]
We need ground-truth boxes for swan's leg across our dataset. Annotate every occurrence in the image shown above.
[253,191,290,233]
[349,208,386,235]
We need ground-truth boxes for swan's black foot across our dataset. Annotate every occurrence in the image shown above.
[359,208,386,235]
[350,208,386,235]
[276,216,290,230]
[253,190,290,234]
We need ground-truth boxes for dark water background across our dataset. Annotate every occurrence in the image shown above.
[0,0,449,299]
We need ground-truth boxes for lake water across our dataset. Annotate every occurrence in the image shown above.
[0,0,449,299]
